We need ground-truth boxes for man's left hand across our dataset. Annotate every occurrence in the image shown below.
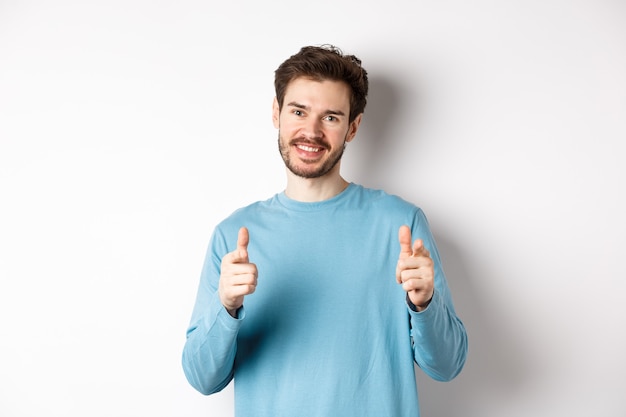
[396,225,434,311]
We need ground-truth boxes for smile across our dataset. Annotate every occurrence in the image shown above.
[296,144,323,152]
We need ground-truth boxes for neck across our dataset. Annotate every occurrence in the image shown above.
[284,171,350,202]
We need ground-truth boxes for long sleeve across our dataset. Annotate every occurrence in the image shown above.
[408,209,468,381]
[182,229,242,395]
[180,185,468,416]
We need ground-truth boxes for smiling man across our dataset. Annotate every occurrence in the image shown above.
[182,45,468,417]
[276,77,358,183]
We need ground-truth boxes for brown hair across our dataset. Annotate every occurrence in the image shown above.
[274,45,369,123]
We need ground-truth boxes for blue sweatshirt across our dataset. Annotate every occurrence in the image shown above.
[182,183,467,417]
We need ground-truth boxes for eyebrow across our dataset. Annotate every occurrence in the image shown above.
[286,101,346,117]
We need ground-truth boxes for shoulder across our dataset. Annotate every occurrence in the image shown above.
[213,194,280,235]
[350,183,421,214]
[205,195,279,254]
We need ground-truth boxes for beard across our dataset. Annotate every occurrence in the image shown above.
[277,133,347,179]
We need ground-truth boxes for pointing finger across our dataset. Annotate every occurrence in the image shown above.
[412,238,430,258]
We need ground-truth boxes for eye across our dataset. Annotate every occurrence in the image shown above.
[293,109,304,116]
[324,115,337,122]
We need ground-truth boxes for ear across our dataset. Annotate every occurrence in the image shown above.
[272,97,280,129]
[345,113,363,143]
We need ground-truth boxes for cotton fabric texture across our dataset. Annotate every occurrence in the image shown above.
[183,183,467,417]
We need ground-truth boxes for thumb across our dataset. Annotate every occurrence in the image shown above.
[398,225,413,259]
[236,227,249,262]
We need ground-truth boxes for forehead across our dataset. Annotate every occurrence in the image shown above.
[283,77,351,110]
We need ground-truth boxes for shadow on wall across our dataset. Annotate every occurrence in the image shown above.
[352,75,530,414]
[417,232,529,416]
[346,75,407,190]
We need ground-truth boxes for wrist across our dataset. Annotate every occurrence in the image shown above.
[406,292,433,312]
[224,304,240,318]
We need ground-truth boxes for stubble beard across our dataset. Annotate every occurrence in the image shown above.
[277,133,347,179]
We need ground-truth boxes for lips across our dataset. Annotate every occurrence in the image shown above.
[290,139,328,159]
[296,144,322,153]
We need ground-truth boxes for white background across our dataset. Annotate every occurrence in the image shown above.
[1,1,625,416]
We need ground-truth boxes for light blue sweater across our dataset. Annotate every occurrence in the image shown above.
[182,183,467,416]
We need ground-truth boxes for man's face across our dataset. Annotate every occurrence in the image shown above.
[273,77,361,179]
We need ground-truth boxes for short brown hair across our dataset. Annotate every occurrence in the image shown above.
[274,45,369,123]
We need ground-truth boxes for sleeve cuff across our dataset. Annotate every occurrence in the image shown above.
[406,291,434,313]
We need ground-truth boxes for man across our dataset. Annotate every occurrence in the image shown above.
[182,45,467,416]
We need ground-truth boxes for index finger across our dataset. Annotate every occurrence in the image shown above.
[412,238,430,258]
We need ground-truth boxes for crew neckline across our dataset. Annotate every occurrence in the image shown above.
[276,182,358,212]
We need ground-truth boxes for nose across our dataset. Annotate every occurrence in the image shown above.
[301,117,323,140]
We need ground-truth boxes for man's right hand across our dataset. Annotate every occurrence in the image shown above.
[218,227,258,317]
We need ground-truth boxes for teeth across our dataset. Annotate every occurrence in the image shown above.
[298,145,321,152]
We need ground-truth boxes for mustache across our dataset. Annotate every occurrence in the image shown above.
[288,137,330,149]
